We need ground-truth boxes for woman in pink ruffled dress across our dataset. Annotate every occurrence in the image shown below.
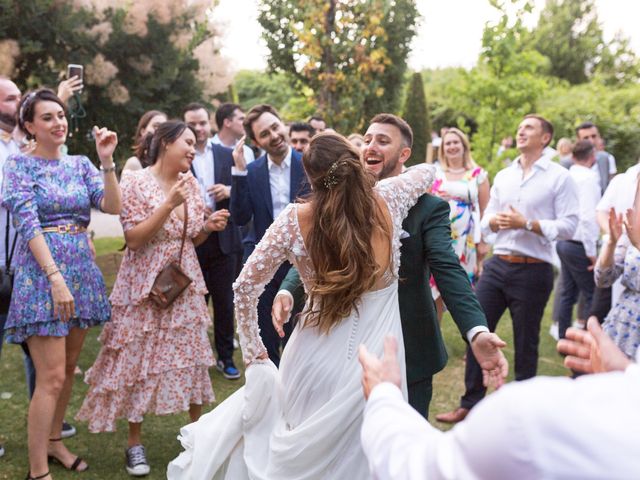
[76,121,229,477]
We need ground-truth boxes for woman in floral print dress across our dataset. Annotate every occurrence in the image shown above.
[2,89,121,480]
[430,128,489,320]
[76,121,230,477]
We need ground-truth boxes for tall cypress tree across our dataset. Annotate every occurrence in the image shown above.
[402,72,430,166]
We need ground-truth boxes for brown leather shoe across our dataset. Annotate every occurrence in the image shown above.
[435,407,469,424]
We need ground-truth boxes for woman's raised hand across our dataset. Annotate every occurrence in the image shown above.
[49,272,75,323]
[165,175,190,209]
[93,126,118,165]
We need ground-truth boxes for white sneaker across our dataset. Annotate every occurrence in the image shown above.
[549,322,559,341]
[125,444,150,476]
[0,443,5,458]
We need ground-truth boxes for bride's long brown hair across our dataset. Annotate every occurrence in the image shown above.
[302,132,391,333]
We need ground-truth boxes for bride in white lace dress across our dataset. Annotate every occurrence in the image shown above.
[168,133,435,480]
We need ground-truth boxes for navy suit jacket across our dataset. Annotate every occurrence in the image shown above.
[191,143,242,256]
[230,148,309,246]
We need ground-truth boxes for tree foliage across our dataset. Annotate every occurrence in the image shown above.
[466,0,550,177]
[257,0,418,133]
[402,72,430,166]
[0,0,232,164]
[530,0,602,84]
[530,0,639,85]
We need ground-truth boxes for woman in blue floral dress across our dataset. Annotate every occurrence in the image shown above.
[2,89,121,480]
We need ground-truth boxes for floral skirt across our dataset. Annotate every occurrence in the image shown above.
[76,291,215,432]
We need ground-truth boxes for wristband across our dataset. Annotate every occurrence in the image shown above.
[100,164,116,174]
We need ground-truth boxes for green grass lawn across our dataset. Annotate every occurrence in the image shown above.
[0,239,568,478]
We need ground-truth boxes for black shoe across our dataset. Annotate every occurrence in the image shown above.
[216,359,241,380]
[61,421,76,439]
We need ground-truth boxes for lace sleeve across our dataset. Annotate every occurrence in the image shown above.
[233,205,295,364]
[376,164,436,221]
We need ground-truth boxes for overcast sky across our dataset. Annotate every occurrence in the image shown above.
[213,0,640,72]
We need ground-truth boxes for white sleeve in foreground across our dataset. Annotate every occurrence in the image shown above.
[361,383,448,480]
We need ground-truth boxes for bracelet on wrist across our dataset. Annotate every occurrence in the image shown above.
[46,268,60,279]
[41,262,58,276]
[100,164,116,174]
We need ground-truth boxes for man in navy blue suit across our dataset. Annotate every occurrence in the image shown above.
[230,104,309,365]
[184,103,243,379]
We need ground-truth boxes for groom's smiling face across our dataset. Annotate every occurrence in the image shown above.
[362,123,410,180]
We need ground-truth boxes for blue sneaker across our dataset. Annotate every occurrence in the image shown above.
[216,359,241,380]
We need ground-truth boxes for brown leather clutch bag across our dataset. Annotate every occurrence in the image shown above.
[149,202,192,309]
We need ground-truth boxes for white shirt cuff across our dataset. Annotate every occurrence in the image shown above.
[537,219,558,242]
[368,381,404,403]
[480,214,496,242]
[232,167,247,176]
[466,326,490,344]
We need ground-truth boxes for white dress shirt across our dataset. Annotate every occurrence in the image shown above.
[481,151,579,264]
[362,356,640,480]
[597,163,640,215]
[191,140,215,209]
[0,135,20,262]
[212,133,255,164]
[267,147,292,219]
[568,164,601,257]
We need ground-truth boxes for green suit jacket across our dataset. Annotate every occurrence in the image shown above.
[280,193,487,384]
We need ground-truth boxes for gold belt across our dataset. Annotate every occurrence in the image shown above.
[41,224,87,234]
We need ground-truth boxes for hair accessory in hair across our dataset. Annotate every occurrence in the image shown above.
[18,92,37,124]
[323,160,344,190]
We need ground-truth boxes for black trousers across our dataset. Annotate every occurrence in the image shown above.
[256,263,293,367]
[555,240,596,339]
[408,376,433,420]
[197,234,238,363]
[460,256,554,410]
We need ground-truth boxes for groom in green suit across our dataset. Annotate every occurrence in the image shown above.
[273,114,508,418]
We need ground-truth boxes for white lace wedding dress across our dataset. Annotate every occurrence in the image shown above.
[167,164,435,480]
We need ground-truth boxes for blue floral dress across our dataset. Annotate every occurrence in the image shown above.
[595,234,640,358]
[1,153,111,343]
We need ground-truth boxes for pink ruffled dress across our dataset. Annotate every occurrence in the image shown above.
[76,169,214,432]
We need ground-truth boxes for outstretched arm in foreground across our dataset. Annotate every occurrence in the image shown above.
[557,317,633,374]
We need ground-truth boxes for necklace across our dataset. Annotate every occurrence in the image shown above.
[445,167,467,174]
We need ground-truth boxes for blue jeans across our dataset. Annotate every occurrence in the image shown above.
[20,342,36,398]
[556,240,596,340]
[0,313,6,358]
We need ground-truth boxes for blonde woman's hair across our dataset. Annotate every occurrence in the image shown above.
[556,137,574,156]
[438,127,476,170]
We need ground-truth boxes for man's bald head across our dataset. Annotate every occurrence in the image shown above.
[0,77,21,130]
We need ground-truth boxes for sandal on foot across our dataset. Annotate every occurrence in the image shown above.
[26,472,50,480]
[48,438,88,472]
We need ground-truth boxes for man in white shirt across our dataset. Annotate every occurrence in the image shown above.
[576,121,616,193]
[0,76,21,358]
[211,103,255,165]
[183,103,243,380]
[359,318,640,480]
[0,76,21,459]
[437,115,579,424]
[230,104,309,365]
[555,140,601,340]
